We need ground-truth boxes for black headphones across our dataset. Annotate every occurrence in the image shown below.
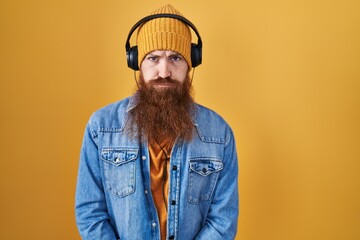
[125,13,203,71]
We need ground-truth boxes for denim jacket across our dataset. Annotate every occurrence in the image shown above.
[75,97,239,240]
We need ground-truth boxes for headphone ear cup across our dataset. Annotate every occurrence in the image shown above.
[127,46,139,70]
[191,43,202,68]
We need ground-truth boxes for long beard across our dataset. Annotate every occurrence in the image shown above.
[126,74,196,143]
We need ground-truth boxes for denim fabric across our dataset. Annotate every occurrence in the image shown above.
[75,97,239,240]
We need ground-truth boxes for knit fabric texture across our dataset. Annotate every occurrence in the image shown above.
[136,4,192,67]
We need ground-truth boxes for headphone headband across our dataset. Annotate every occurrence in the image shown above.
[125,13,202,70]
[125,13,202,52]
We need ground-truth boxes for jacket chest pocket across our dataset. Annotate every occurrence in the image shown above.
[188,158,223,204]
[101,148,138,198]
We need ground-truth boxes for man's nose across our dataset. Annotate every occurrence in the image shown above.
[158,60,172,79]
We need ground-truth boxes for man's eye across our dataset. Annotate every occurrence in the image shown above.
[147,56,157,61]
[171,56,182,62]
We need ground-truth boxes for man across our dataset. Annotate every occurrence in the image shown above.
[75,4,238,240]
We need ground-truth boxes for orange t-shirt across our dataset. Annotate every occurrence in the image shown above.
[149,140,173,240]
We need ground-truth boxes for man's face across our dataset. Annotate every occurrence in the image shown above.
[140,50,189,88]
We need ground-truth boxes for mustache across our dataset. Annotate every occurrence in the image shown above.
[150,77,177,84]
[145,77,181,89]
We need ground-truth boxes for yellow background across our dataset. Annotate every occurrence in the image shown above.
[0,0,359,239]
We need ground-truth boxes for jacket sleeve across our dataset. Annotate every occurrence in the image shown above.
[75,121,118,240]
[195,128,239,240]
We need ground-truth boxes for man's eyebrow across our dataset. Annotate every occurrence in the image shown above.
[146,53,159,57]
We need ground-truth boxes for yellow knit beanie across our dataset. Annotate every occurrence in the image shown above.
[136,4,192,67]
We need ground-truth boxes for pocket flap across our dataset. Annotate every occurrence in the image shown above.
[101,148,138,166]
[189,158,223,176]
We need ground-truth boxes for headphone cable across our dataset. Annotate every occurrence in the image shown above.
[190,67,195,86]
[134,70,140,89]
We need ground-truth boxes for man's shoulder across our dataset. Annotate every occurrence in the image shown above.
[87,97,132,131]
[194,103,233,143]
[94,97,131,116]
[195,103,228,125]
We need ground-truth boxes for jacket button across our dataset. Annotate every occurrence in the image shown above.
[169,235,174,239]
[172,165,177,170]
[171,200,176,205]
